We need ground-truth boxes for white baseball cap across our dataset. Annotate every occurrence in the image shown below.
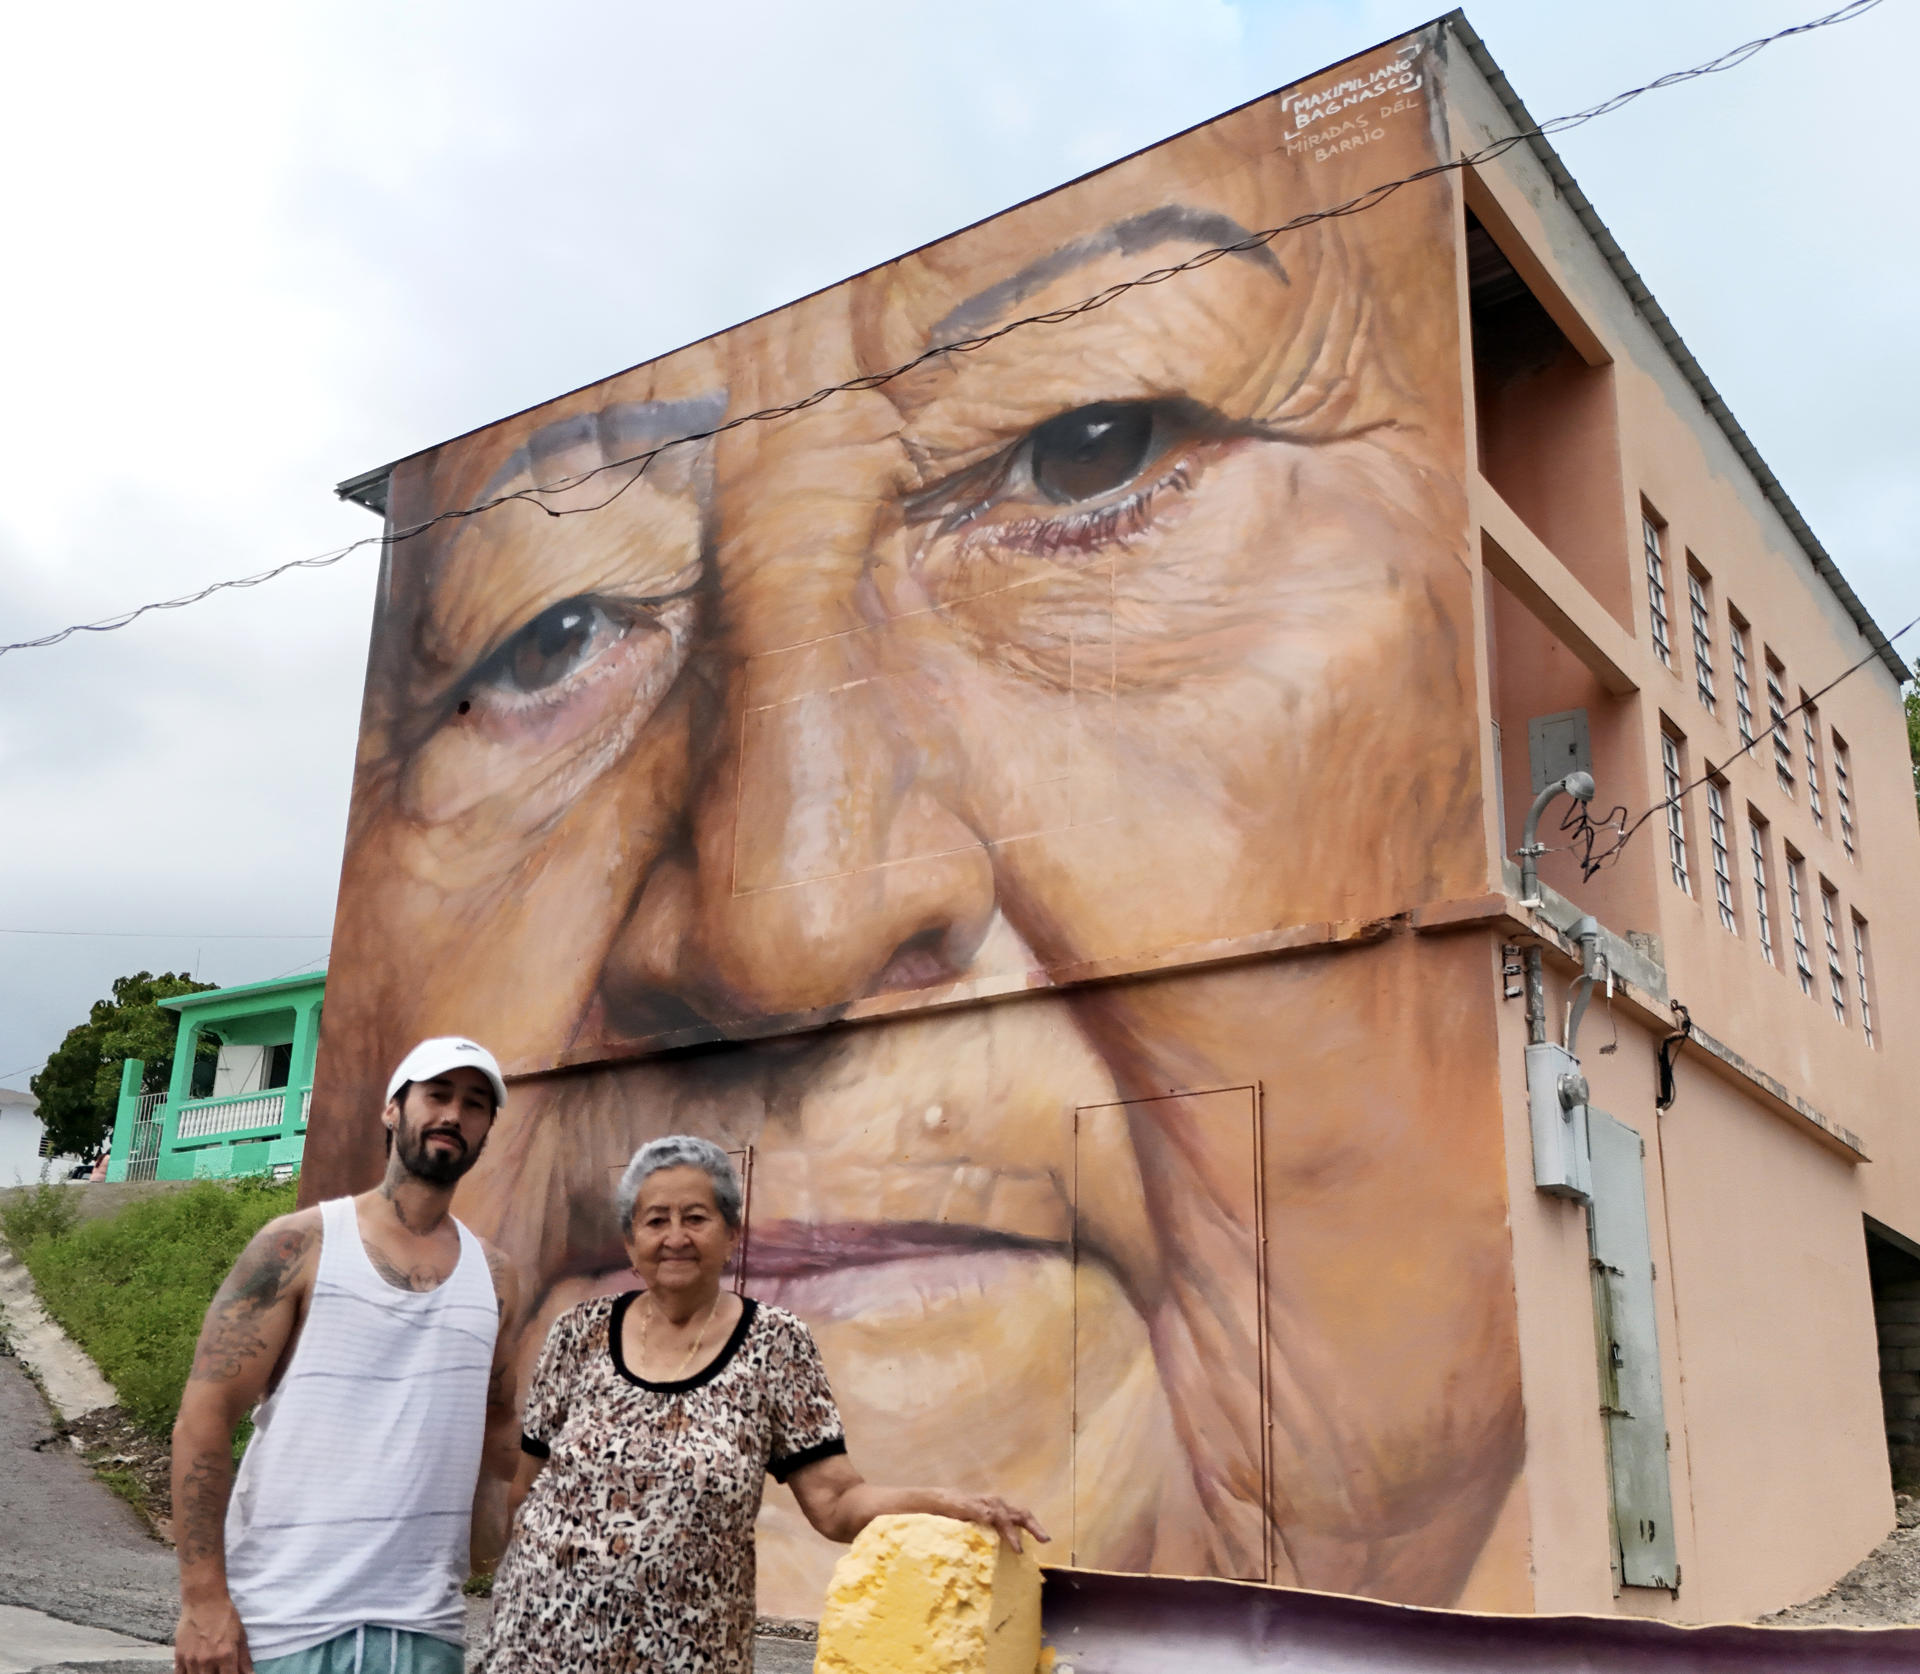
[386,1037,507,1111]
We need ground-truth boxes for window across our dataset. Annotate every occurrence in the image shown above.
[1766,653,1794,797]
[1820,882,1847,1025]
[1644,514,1673,668]
[1853,913,1875,1048]
[1748,812,1775,966]
[1728,611,1755,746]
[1658,725,1689,894]
[1801,696,1824,830]
[1687,562,1716,714]
[1833,733,1856,861]
[1661,727,1691,895]
[1785,849,1814,996]
[1706,777,1737,933]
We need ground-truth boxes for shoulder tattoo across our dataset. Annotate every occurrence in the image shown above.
[189,1218,315,1382]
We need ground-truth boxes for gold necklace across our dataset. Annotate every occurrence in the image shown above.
[637,1290,721,1381]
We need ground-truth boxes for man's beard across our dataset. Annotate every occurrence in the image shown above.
[396,1120,486,1186]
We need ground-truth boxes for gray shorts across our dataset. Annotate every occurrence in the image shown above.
[253,1626,464,1674]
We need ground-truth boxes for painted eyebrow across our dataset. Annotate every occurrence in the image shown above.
[927,206,1285,348]
[477,392,729,503]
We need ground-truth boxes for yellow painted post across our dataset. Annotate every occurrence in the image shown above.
[812,1514,1044,1674]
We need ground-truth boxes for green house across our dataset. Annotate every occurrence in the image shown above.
[106,971,325,1183]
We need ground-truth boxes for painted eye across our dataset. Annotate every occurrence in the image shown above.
[1028,403,1156,503]
[481,597,626,696]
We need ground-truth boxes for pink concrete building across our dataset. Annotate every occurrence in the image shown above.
[1452,14,1918,1622]
[311,12,1917,1624]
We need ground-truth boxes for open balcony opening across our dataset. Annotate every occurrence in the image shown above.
[1468,207,1630,629]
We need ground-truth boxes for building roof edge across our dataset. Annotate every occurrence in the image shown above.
[335,463,391,517]
[1443,9,1908,686]
[160,969,328,1015]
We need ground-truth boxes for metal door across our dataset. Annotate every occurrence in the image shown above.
[1587,1108,1678,1590]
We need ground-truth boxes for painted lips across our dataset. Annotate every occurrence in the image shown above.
[742,1219,1058,1278]
[562,1218,1065,1310]
[744,1221,1072,1323]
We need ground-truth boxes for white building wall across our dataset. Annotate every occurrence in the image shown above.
[0,1097,80,1186]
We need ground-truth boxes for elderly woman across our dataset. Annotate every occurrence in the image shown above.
[479,1136,1046,1673]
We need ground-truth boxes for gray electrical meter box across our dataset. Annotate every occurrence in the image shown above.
[1528,709,1593,794]
[1526,1041,1592,1201]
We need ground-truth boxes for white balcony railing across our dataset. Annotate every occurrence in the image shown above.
[175,1091,286,1140]
[300,1086,312,1123]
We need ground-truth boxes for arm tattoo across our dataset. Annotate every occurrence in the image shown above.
[484,1246,515,1411]
[190,1222,313,1382]
[176,1447,234,1565]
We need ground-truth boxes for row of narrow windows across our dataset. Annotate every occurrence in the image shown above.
[1660,721,1875,1047]
[1469,218,1872,1049]
[1643,509,1857,864]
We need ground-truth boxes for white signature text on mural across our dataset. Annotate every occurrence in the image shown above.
[1280,46,1424,164]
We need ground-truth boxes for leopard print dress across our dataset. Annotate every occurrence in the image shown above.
[480,1294,845,1674]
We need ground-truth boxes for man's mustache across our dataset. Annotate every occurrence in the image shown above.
[417,1126,468,1154]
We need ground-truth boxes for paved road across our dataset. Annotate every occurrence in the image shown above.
[0,1352,816,1671]
[0,1352,176,1645]
[749,1636,813,1672]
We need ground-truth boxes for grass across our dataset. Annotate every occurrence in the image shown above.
[5,1176,298,1438]
[0,1181,81,1252]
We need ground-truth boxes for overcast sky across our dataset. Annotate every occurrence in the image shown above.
[2,0,1911,1109]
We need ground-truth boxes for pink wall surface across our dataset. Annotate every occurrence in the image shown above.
[1655,1059,1887,1618]
[1452,39,1914,1618]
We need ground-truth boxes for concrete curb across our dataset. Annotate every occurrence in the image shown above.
[0,1604,170,1673]
[0,1248,117,1422]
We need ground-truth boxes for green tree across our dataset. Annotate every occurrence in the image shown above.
[1907,684,1920,820]
[30,972,217,1161]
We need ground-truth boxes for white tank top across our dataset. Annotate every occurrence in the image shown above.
[225,1196,499,1658]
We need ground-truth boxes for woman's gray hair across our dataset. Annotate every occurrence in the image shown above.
[615,1136,744,1233]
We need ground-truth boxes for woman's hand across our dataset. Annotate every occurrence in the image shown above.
[938,1491,1050,1555]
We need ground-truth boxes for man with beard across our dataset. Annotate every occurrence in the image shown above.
[172,1039,519,1674]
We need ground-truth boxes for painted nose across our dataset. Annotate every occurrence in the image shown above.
[598,624,996,1030]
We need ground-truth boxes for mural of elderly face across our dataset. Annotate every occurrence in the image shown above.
[320,58,1522,1614]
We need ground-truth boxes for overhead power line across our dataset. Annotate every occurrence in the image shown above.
[0,928,330,940]
[0,0,1884,660]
